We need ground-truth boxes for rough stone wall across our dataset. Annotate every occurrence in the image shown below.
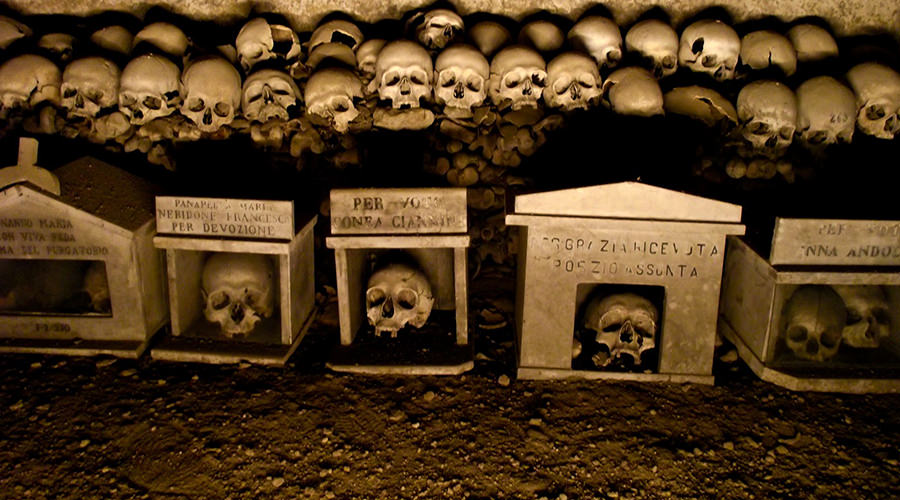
[6,0,900,37]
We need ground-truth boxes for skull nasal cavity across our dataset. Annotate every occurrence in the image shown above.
[382,296,394,318]
[806,339,819,354]
[692,38,705,54]
[231,305,245,322]
[619,323,634,343]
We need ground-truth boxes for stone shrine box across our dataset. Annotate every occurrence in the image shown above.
[0,156,167,357]
[326,188,471,375]
[506,182,744,383]
[719,218,900,393]
[152,197,316,365]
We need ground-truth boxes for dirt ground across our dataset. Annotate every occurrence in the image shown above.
[2,274,900,500]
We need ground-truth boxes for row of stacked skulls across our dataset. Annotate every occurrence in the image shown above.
[0,6,898,187]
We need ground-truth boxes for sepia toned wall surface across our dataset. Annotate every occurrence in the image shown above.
[6,0,900,36]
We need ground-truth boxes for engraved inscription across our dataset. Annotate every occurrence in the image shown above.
[772,218,900,266]
[155,197,294,239]
[0,216,108,258]
[330,189,467,234]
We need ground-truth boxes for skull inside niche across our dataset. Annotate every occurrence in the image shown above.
[61,57,121,118]
[739,31,797,77]
[119,54,182,125]
[0,54,61,116]
[488,45,547,111]
[235,17,303,73]
[365,262,435,337]
[782,286,846,362]
[833,285,892,349]
[201,253,275,337]
[357,39,387,81]
[787,24,838,63]
[603,66,664,117]
[181,57,242,133]
[544,52,601,111]
[241,69,300,122]
[568,16,623,70]
[305,67,363,133]
[371,40,433,109]
[736,80,797,158]
[309,19,363,53]
[796,76,856,148]
[434,44,490,115]
[846,62,900,140]
[413,8,464,50]
[583,292,659,368]
[625,19,679,79]
[678,19,741,81]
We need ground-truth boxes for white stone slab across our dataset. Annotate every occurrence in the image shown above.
[156,196,294,240]
[770,218,900,266]
[330,188,467,235]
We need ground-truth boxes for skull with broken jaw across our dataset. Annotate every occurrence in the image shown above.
[846,62,900,140]
[202,253,276,337]
[365,262,435,338]
[678,19,740,81]
[736,80,797,159]
[60,57,121,119]
[582,292,659,368]
[833,285,892,349]
[119,54,182,125]
[434,44,490,116]
[488,45,547,111]
[241,69,300,123]
[543,52,601,111]
[782,285,845,362]
[181,56,242,133]
[0,54,61,117]
[305,67,363,133]
[371,40,433,109]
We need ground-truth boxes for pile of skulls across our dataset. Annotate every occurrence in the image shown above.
[0,8,898,179]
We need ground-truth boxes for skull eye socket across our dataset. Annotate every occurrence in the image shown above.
[85,90,103,103]
[63,87,77,98]
[748,121,771,135]
[553,76,573,94]
[600,310,626,332]
[439,71,456,87]
[577,74,595,88]
[396,289,418,310]
[367,288,386,306]
[384,70,401,86]
[701,54,717,68]
[245,46,264,60]
[807,130,828,144]
[503,74,520,88]
[866,105,886,120]
[786,325,808,342]
[164,90,181,104]
[244,289,263,307]
[779,127,794,140]
[210,291,230,310]
[409,71,428,85]
[466,76,482,92]
[272,87,292,96]
[214,102,231,117]
[632,316,655,335]
[120,94,137,106]
[846,308,863,324]
[662,55,677,68]
[143,96,162,110]
[531,72,547,87]
[821,329,841,348]
[187,98,205,112]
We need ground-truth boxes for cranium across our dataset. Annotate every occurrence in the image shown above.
[740,30,797,76]
[82,261,111,313]
[201,252,276,337]
[235,17,302,73]
[365,262,435,337]
[544,52,601,111]
[181,56,242,132]
[434,44,490,115]
[469,21,511,57]
[782,285,845,362]
[787,24,839,63]
[583,292,658,367]
[90,25,133,55]
[133,22,189,58]
[833,285,892,349]
[603,66,663,117]
[357,39,387,80]
[678,19,740,81]
[663,85,737,128]
[309,19,363,53]
[736,80,797,157]
[119,54,182,125]
[568,16,623,70]
[519,20,564,53]
[0,54,61,116]
[625,19,679,78]
[0,15,31,50]
[846,62,900,140]
[413,8,464,50]
[488,45,547,110]
[305,67,363,133]
[38,33,77,63]
[796,76,856,147]
[371,40,433,109]
[61,57,121,118]
[241,69,300,122]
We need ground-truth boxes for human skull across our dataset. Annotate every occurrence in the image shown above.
[678,19,740,81]
[544,52,601,111]
[309,19,363,53]
[488,45,547,110]
[241,69,300,122]
[833,285,892,349]
[371,40,433,109]
[625,19,679,79]
[434,44,490,114]
[796,76,856,147]
[201,252,275,337]
[365,262,435,337]
[584,292,658,367]
[736,80,797,157]
[60,57,121,118]
[469,21,511,57]
[0,54,61,116]
[603,66,663,117]
[519,20,564,53]
[782,285,845,362]
[568,16,623,70]
[82,261,110,313]
[90,25,133,55]
[133,22,189,58]
[0,15,31,50]
[663,85,737,128]
[305,67,363,133]
[38,33,77,63]
[181,57,242,132]
[846,62,900,140]
[787,24,839,63]
[414,9,464,50]
[357,39,386,80]
[740,31,797,77]
[235,17,302,73]
[119,54,182,125]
